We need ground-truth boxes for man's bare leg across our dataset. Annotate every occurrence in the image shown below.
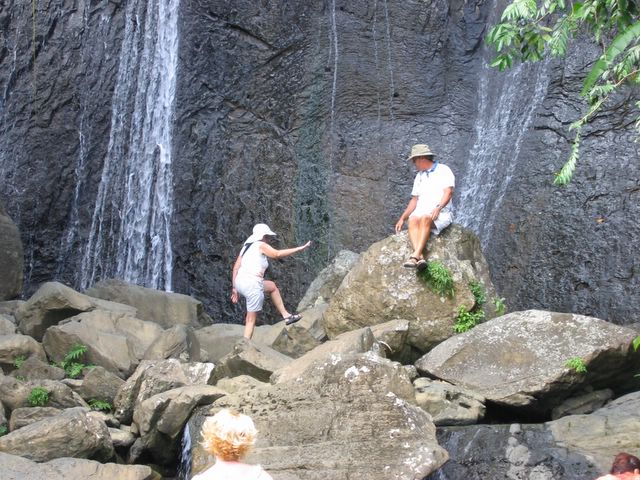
[408,215,434,259]
[243,311,257,339]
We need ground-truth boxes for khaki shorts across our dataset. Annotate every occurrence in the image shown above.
[409,209,453,235]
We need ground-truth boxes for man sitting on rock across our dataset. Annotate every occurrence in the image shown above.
[395,144,455,270]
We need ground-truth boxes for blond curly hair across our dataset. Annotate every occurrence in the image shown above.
[201,409,258,461]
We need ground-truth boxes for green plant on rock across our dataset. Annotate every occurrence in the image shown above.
[0,425,7,436]
[13,355,26,369]
[565,357,588,374]
[58,343,88,379]
[493,297,507,316]
[454,305,486,333]
[469,281,487,307]
[417,261,455,298]
[28,387,49,407]
[633,335,640,352]
[88,399,112,413]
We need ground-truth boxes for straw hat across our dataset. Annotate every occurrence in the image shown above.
[407,144,435,161]
[246,223,277,243]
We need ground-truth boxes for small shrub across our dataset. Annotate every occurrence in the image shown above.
[88,399,112,413]
[493,297,507,316]
[13,355,26,369]
[417,261,455,298]
[28,387,49,407]
[469,281,487,307]
[454,306,485,333]
[58,343,88,378]
[565,357,587,374]
[0,425,7,436]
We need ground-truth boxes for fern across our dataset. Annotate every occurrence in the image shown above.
[89,399,113,413]
[417,261,455,298]
[554,131,581,185]
[58,344,89,378]
[28,387,49,407]
[565,357,588,374]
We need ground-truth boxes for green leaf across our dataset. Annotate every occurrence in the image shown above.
[582,21,640,96]
[633,335,640,351]
[554,131,581,185]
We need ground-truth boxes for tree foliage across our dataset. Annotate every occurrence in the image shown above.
[487,0,640,184]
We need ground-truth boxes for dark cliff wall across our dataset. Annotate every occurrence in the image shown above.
[0,0,638,324]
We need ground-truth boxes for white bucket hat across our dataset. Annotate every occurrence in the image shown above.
[246,223,277,243]
[407,144,435,161]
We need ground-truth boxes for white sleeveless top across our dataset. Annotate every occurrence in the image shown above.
[237,241,268,279]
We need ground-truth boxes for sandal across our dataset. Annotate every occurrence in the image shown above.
[416,259,428,271]
[284,313,302,325]
[403,257,420,268]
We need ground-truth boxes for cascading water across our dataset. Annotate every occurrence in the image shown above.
[80,0,180,291]
[455,58,550,247]
[177,422,192,480]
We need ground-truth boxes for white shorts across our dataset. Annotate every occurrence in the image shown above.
[234,275,264,312]
[409,209,453,235]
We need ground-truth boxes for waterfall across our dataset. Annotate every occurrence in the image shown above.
[177,423,192,480]
[456,58,550,246]
[80,0,180,291]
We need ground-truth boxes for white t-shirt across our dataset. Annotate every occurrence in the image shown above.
[410,162,455,213]
[237,241,268,279]
[191,462,273,480]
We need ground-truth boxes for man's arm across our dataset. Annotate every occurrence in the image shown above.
[395,196,418,233]
[429,186,454,220]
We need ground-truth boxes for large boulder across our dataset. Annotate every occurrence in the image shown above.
[189,352,447,480]
[9,357,66,381]
[296,249,360,311]
[86,279,208,329]
[0,407,113,462]
[427,423,600,480]
[415,310,640,415]
[113,359,215,424]
[547,391,640,472]
[271,327,379,384]
[0,334,47,372]
[413,377,486,426]
[0,451,159,480]
[323,226,497,352]
[0,205,23,301]
[193,323,245,362]
[212,338,293,383]
[65,366,125,404]
[42,310,164,378]
[8,407,62,431]
[143,324,200,362]
[0,377,88,413]
[16,282,137,341]
[131,385,226,465]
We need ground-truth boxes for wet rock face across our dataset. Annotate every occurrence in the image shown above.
[1,0,638,326]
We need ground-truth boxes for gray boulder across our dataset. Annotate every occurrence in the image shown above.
[131,385,225,465]
[193,323,245,362]
[16,282,137,341]
[0,451,159,480]
[271,327,378,384]
[0,334,47,372]
[143,324,200,362]
[415,310,640,415]
[551,388,614,420]
[428,423,600,480]
[0,377,88,412]
[86,279,207,329]
[10,357,65,381]
[113,359,215,424]
[0,315,17,335]
[8,406,62,431]
[212,338,293,383]
[547,391,640,472]
[0,407,113,462]
[296,249,360,311]
[42,310,164,378]
[323,227,497,352]
[215,375,268,394]
[65,366,125,404]
[0,301,24,317]
[0,206,23,301]
[189,352,446,480]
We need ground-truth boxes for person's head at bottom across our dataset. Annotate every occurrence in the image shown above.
[610,453,640,475]
[202,409,257,462]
